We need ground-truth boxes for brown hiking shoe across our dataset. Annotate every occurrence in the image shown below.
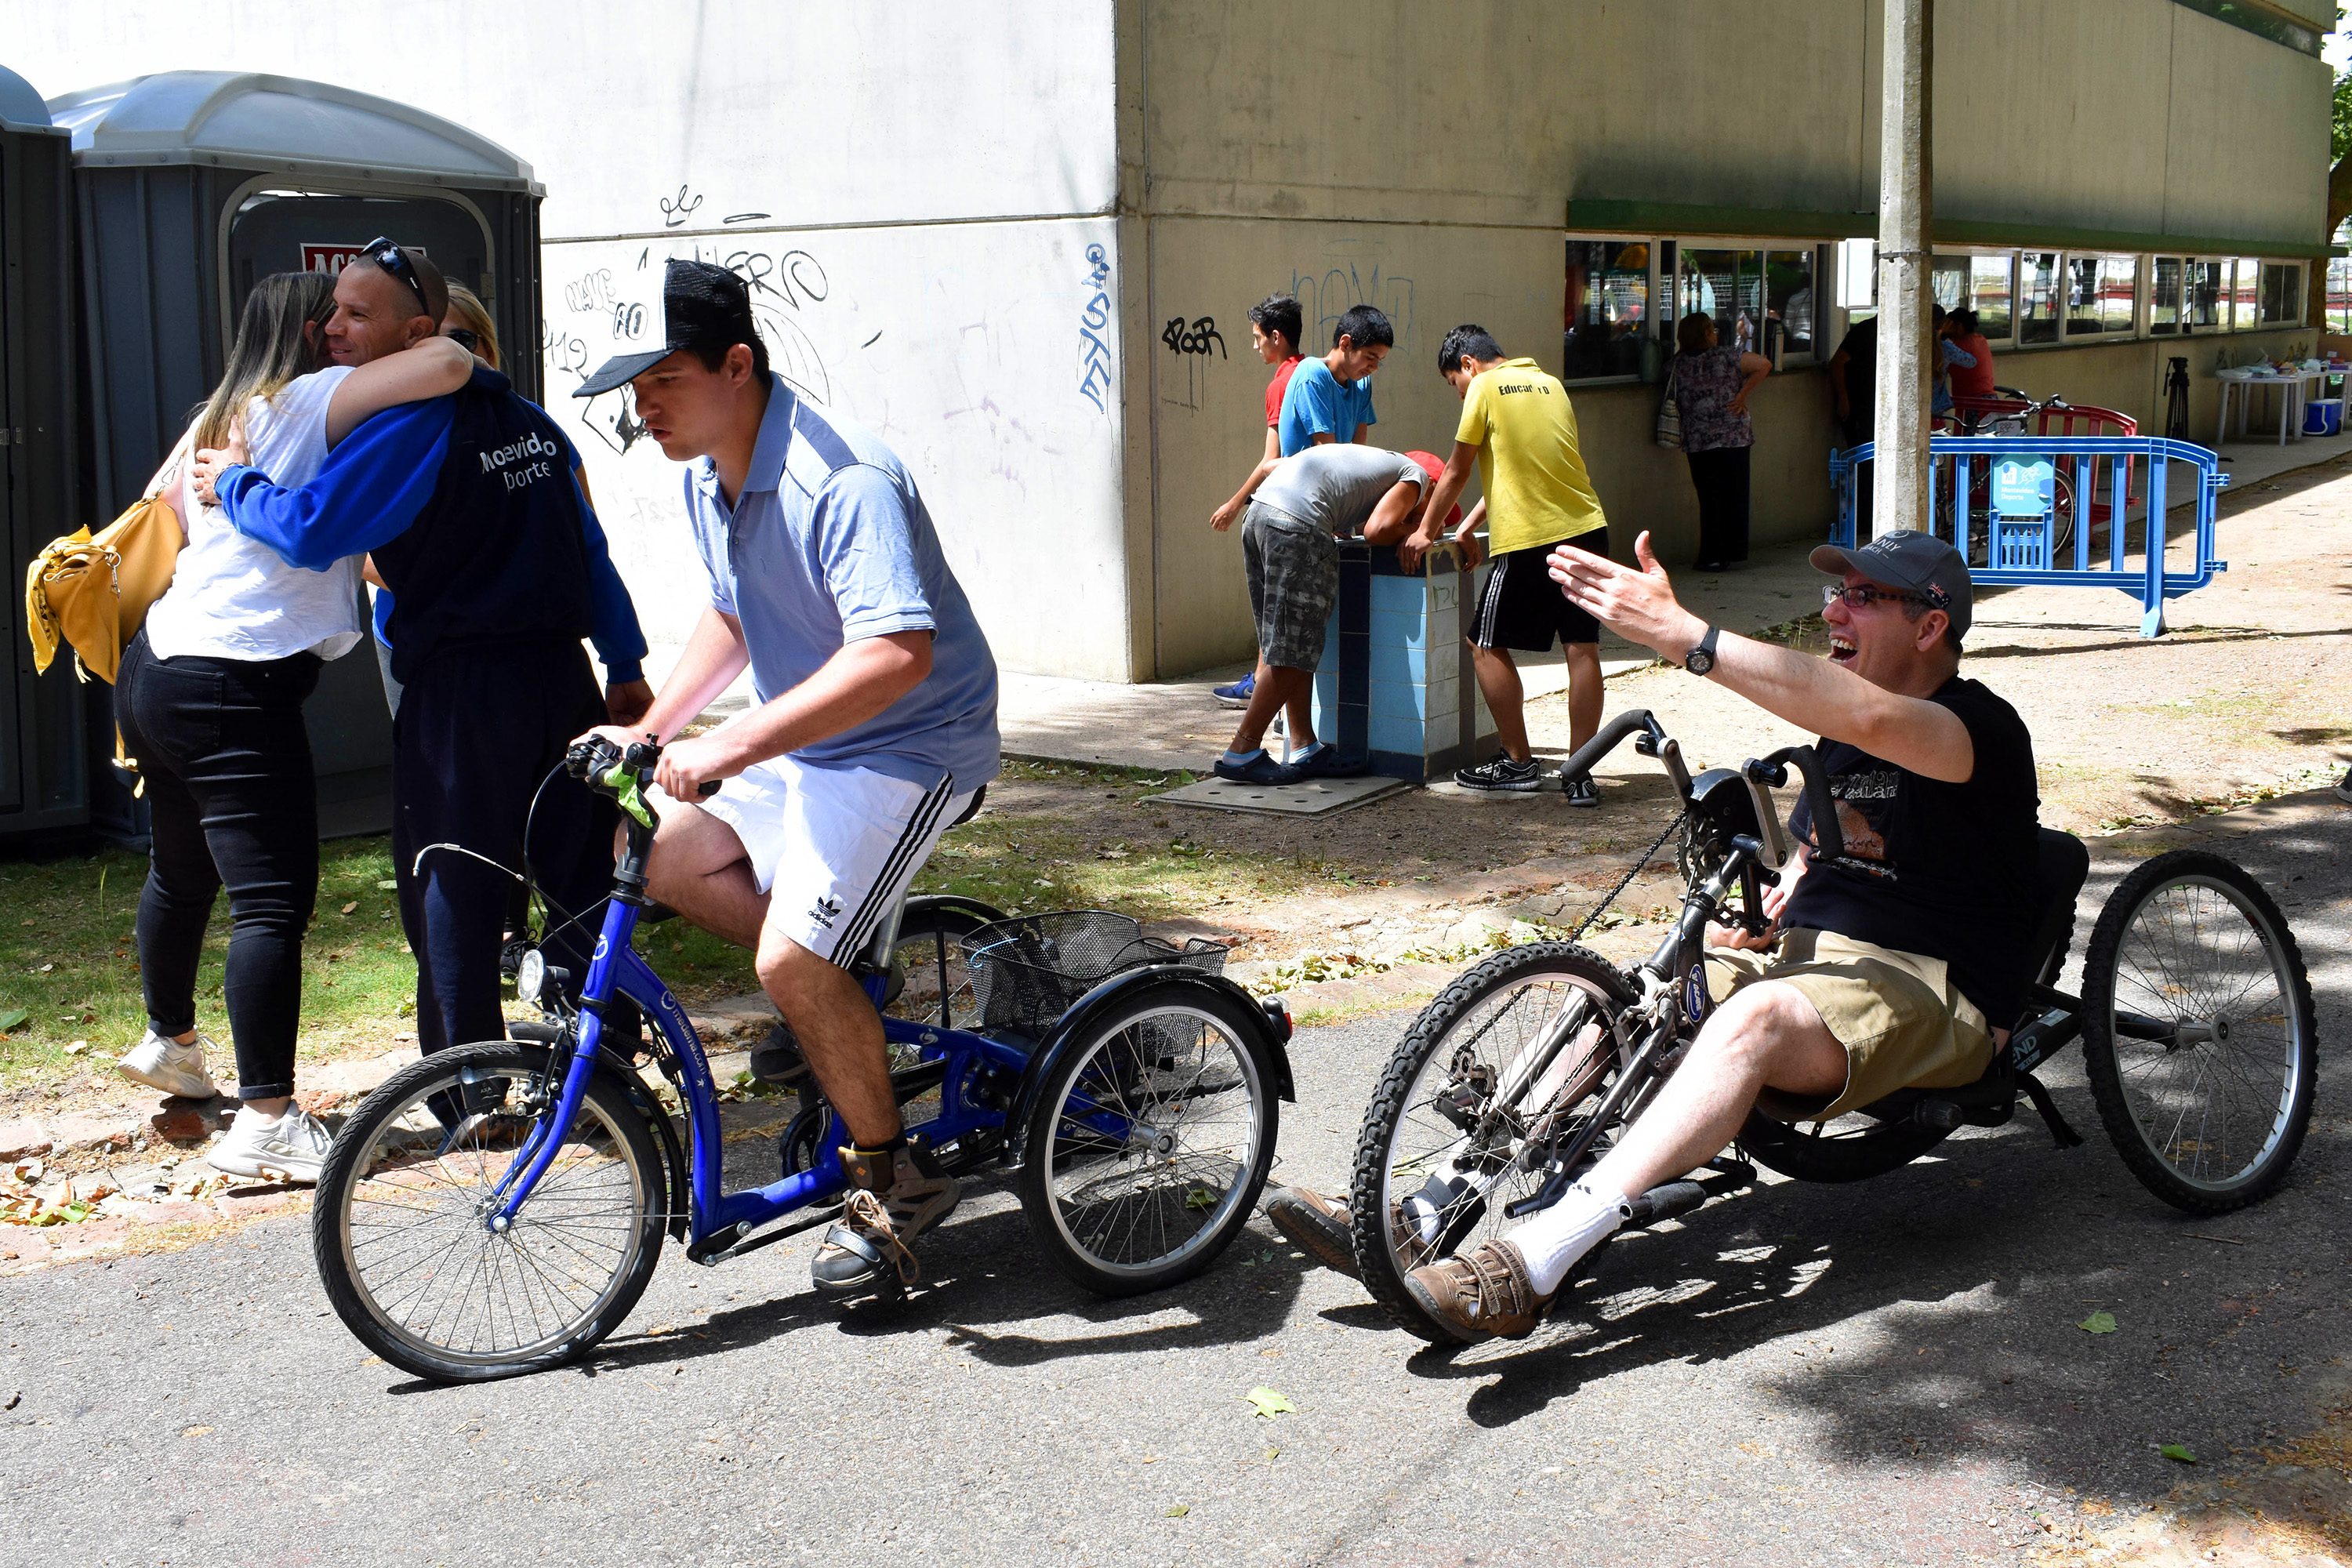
[1403,1239,1552,1343]
[1264,1187,1358,1278]
[811,1142,960,1298]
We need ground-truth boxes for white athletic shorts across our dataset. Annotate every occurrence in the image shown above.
[676,754,974,966]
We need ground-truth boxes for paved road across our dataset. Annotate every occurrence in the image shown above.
[5,799,2349,1567]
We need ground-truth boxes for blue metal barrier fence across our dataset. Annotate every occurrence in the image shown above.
[1830,434,2229,637]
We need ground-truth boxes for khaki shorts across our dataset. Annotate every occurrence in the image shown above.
[1705,927,1996,1121]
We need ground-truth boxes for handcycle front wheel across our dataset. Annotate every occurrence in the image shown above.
[314,1041,666,1383]
[2081,849,2317,1214]
[1016,978,1279,1296]
[1350,942,1638,1343]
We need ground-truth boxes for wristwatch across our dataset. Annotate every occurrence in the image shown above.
[1683,624,1722,677]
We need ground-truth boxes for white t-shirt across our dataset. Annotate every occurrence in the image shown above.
[143,366,367,663]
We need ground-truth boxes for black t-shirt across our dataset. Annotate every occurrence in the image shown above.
[1781,677,2041,1025]
[1834,314,1878,433]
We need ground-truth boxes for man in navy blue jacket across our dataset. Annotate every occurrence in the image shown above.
[191,241,650,1062]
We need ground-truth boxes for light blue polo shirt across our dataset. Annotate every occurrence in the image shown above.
[682,378,1000,792]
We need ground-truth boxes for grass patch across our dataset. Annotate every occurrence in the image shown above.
[0,839,416,1092]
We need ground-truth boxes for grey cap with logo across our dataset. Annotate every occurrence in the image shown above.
[1809,529,1973,637]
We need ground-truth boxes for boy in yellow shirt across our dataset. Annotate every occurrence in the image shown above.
[1401,326,1610,801]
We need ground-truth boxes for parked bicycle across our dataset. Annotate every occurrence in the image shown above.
[1348,709,2316,1343]
[313,737,1294,1382]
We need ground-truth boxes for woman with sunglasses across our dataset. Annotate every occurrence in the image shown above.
[114,270,476,1182]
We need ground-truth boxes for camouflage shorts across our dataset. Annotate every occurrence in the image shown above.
[1242,505,1338,670]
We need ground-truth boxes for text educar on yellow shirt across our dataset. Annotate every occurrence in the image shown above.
[1453,356,1609,557]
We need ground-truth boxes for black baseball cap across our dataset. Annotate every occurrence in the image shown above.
[1809,529,1974,637]
[574,260,758,397]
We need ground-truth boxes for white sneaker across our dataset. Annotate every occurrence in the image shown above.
[209,1105,333,1184]
[117,1029,220,1100]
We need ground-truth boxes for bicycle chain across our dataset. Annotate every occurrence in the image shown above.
[1566,806,1694,945]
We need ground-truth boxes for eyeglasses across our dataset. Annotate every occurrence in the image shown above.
[1822,583,1944,612]
[359,236,432,318]
[445,328,479,353]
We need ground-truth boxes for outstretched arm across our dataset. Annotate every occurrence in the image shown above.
[1212,454,1282,531]
[1548,530,1974,781]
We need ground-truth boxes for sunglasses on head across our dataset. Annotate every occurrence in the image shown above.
[1822,583,1948,612]
[360,236,432,317]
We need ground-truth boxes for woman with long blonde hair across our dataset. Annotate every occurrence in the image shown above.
[114,270,474,1181]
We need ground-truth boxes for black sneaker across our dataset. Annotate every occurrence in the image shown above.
[1455,756,1545,793]
[750,1021,811,1087]
[1214,750,1299,785]
[2337,768,2352,805]
[1563,775,1600,808]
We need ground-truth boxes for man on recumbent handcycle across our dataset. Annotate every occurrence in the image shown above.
[572,261,1000,1302]
[1269,528,2039,1341]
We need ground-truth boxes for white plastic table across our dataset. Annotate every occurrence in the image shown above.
[2216,369,2323,446]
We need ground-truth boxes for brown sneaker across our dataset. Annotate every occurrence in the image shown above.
[1403,1239,1552,1342]
[1264,1186,1358,1278]
[811,1142,960,1298]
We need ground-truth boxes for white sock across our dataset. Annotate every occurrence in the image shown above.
[1508,1181,1630,1294]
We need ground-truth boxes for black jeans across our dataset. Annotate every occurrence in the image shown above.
[392,639,615,1058]
[1686,445,1751,567]
[116,630,322,1101]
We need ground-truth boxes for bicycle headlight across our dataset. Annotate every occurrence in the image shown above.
[515,948,546,1004]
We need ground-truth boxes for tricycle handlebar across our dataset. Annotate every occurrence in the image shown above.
[1742,746,1846,864]
[1555,710,1670,788]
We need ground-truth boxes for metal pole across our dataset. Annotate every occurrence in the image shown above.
[1875,0,1933,536]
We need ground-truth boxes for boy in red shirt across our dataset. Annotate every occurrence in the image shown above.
[1210,295,1305,709]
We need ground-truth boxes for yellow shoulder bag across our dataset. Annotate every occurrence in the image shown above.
[24,428,192,685]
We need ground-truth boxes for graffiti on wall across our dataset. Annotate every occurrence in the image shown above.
[1291,260,1415,352]
[1076,243,1114,416]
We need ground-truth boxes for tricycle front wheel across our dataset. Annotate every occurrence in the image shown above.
[313,1042,666,1383]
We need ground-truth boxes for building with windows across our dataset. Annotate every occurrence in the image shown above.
[0,0,2333,684]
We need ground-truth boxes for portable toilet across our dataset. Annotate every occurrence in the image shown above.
[47,71,545,838]
[0,64,87,841]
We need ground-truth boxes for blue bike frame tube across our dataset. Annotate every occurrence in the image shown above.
[493,895,642,1221]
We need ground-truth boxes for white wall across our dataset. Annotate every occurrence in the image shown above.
[0,0,1142,678]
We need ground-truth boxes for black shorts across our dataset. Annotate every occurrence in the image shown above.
[1472,528,1609,652]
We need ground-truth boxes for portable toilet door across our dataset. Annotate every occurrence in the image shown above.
[47,71,545,840]
[0,63,87,841]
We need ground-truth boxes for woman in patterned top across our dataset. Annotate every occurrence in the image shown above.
[1671,311,1772,572]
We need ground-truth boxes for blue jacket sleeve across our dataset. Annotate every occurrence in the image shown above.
[216,400,456,571]
[572,471,648,685]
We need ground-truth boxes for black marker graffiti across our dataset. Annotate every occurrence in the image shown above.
[723,212,771,225]
[563,269,617,316]
[1076,243,1113,416]
[659,185,704,229]
[613,302,646,341]
[577,383,651,456]
[862,330,883,348]
[691,243,829,310]
[542,322,591,378]
[1160,316,1226,358]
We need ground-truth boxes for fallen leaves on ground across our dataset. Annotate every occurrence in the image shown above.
[2160,1443,2198,1463]
[2078,1310,2118,1334]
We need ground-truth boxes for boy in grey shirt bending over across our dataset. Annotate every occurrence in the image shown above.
[1212,445,1437,783]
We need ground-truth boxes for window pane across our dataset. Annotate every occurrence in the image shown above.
[1764,249,1816,358]
[1675,247,1765,353]
[1930,256,1969,312]
[2230,259,2259,328]
[1564,239,1650,379]
[1970,256,2013,339]
[2151,256,2183,334]
[2020,251,2062,343]
[2259,262,2300,326]
[2066,253,2137,336]
[2186,260,2226,329]
[2328,256,2352,334]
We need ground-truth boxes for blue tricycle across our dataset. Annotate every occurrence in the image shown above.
[312,738,1294,1383]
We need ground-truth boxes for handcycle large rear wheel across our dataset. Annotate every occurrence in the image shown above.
[1017,979,1278,1295]
[2081,850,2316,1214]
[1350,943,1637,1342]
[314,1042,665,1383]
